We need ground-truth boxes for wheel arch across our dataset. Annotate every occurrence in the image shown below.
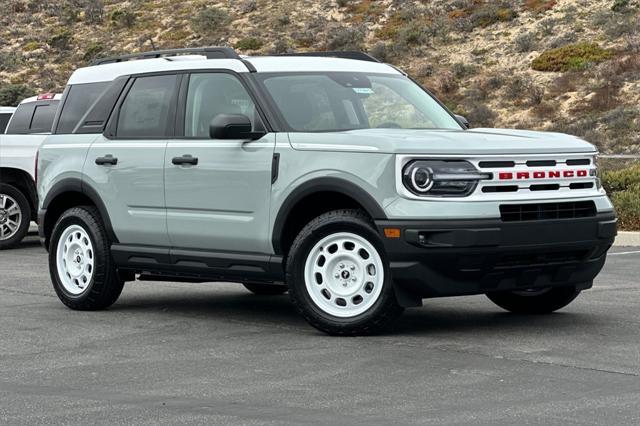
[0,167,37,218]
[41,178,117,249]
[272,177,387,256]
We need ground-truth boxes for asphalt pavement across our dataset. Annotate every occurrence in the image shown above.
[1,233,639,425]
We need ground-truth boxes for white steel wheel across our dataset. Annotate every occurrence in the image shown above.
[304,232,385,318]
[0,193,22,241]
[56,224,95,295]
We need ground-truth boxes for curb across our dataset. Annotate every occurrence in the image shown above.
[614,231,640,247]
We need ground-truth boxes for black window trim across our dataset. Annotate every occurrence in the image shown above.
[104,71,182,140]
[51,85,71,134]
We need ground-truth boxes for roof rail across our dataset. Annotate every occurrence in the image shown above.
[90,47,241,66]
[273,51,380,63]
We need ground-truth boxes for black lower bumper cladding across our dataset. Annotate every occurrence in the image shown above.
[376,213,617,304]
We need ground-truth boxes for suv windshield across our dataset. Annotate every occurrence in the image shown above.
[257,72,462,132]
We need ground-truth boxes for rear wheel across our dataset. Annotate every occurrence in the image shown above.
[242,282,288,295]
[49,206,124,310]
[0,183,31,250]
[486,286,581,314]
[287,209,403,335]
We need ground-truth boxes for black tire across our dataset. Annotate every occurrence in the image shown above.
[486,286,582,314]
[0,183,31,250]
[49,206,124,310]
[242,282,288,295]
[286,209,403,336]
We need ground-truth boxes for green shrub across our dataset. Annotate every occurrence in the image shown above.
[0,84,36,107]
[471,5,517,28]
[602,164,640,193]
[602,164,640,230]
[234,37,263,51]
[610,184,640,230]
[325,24,365,51]
[239,0,257,14]
[451,62,477,79]
[48,29,72,50]
[611,0,630,12]
[515,32,535,53]
[369,42,389,62]
[23,41,40,52]
[466,103,495,127]
[0,51,22,72]
[531,42,614,72]
[83,41,105,62]
[83,0,104,24]
[190,7,229,37]
[109,9,136,28]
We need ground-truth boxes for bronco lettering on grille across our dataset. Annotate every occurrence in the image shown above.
[498,170,589,180]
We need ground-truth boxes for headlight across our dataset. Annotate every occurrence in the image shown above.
[402,160,491,197]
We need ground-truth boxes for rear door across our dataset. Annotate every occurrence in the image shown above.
[83,74,179,246]
[164,71,275,254]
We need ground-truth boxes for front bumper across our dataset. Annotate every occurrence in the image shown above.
[376,213,617,305]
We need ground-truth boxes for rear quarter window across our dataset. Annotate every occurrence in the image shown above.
[56,82,109,134]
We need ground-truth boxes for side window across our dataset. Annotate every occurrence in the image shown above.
[116,74,177,138]
[30,103,58,133]
[185,73,259,138]
[5,101,59,134]
[0,113,11,133]
[57,82,108,134]
[5,104,34,134]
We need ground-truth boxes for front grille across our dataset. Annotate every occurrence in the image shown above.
[495,250,589,268]
[499,201,596,222]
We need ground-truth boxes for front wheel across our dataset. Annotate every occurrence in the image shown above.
[486,286,582,314]
[287,209,403,335]
[49,206,124,310]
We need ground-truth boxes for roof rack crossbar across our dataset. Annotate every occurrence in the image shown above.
[273,51,380,63]
[91,47,241,66]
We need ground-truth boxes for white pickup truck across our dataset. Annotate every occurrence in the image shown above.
[0,93,61,248]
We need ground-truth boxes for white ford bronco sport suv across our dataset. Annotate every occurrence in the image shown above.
[37,48,617,335]
[0,94,61,248]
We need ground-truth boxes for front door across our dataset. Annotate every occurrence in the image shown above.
[164,72,274,254]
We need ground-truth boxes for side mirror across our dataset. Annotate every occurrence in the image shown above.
[454,114,470,129]
[209,114,265,140]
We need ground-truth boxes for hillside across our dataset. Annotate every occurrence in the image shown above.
[1,0,639,154]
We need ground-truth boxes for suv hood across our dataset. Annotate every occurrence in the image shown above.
[288,128,597,155]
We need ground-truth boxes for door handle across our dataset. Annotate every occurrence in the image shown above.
[172,155,198,166]
[95,155,118,165]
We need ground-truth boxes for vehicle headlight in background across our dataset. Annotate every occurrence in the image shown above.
[402,160,491,197]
